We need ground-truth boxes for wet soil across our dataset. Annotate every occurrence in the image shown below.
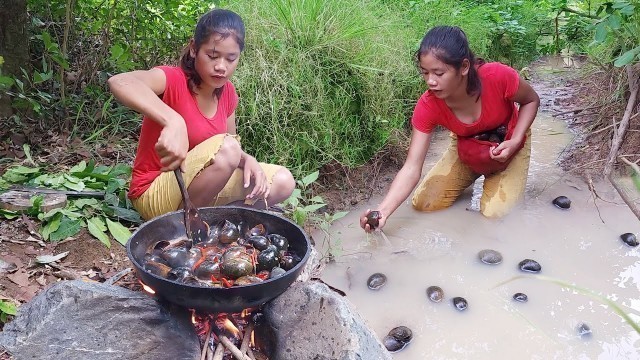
[0,56,621,339]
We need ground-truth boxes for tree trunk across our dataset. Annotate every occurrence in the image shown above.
[0,0,30,118]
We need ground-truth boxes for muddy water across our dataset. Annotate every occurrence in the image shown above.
[316,113,640,359]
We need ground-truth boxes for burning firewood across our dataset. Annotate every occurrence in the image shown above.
[239,323,254,354]
[211,343,224,360]
[200,326,213,360]
[219,335,252,360]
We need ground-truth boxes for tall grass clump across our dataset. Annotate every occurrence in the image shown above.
[228,0,419,176]
[393,0,545,69]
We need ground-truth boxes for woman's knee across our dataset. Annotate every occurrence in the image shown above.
[480,201,514,218]
[213,136,242,170]
[269,167,295,202]
[412,193,453,212]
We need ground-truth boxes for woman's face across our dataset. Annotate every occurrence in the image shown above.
[191,33,241,92]
[418,52,468,99]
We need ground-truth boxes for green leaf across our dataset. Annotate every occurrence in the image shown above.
[87,217,111,248]
[614,46,640,67]
[23,144,35,166]
[109,164,131,178]
[330,211,349,222]
[7,166,40,175]
[110,43,125,60]
[594,22,608,42]
[105,178,123,194]
[33,70,53,84]
[0,300,17,316]
[302,203,326,213]
[0,76,15,88]
[73,198,99,209]
[70,161,87,174]
[60,209,83,219]
[606,14,621,30]
[41,207,63,220]
[103,192,120,207]
[106,218,132,246]
[41,212,62,240]
[0,209,19,219]
[619,4,635,15]
[299,171,319,187]
[63,179,85,191]
[26,195,44,216]
[49,218,82,242]
[292,209,306,226]
[309,195,325,204]
[106,206,142,224]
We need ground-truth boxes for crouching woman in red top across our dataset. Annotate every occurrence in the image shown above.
[108,9,295,220]
[361,25,540,231]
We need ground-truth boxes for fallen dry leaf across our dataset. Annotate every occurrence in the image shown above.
[0,258,18,274]
[3,254,24,268]
[7,269,30,287]
[23,246,41,256]
[21,214,41,239]
[35,273,47,286]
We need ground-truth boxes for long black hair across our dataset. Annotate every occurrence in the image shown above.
[414,26,484,97]
[179,9,246,98]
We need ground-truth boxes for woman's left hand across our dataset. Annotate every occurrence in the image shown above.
[489,138,522,162]
[242,155,270,201]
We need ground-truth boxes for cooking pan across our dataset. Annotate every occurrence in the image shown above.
[126,206,311,313]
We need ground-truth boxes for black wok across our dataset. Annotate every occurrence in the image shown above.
[126,206,310,313]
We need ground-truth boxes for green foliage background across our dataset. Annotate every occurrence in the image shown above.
[1,0,638,178]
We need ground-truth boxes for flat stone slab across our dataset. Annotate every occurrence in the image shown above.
[0,280,200,360]
[263,280,391,360]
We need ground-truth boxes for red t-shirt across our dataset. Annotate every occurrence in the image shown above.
[128,66,239,199]
[411,62,520,136]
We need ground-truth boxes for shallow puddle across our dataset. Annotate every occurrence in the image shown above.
[316,113,640,359]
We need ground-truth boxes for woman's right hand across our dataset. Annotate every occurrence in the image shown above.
[360,209,387,233]
[155,119,189,172]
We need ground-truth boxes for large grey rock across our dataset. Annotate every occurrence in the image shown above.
[263,281,391,360]
[0,280,199,360]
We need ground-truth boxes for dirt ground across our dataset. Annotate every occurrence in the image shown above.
[0,56,631,337]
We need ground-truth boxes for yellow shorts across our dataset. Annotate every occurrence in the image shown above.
[412,129,532,218]
[132,134,285,220]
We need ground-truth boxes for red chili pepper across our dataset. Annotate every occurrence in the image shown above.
[222,278,233,288]
[210,275,218,282]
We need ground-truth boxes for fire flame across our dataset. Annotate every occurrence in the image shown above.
[139,281,156,294]
[223,317,241,339]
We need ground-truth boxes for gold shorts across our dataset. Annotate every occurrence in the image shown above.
[412,129,532,218]
[132,134,285,220]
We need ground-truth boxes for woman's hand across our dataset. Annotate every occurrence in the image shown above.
[242,154,269,201]
[489,137,522,163]
[155,119,189,172]
[360,209,387,233]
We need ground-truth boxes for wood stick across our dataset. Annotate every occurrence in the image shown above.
[610,156,640,221]
[219,335,252,360]
[200,326,213,360]
[239,323,254,354]
[247,347,257,360]
[105,267,132,285]
[212,342,224,360]
[604,65,640,177]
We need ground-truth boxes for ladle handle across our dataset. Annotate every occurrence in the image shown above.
[174,169,193,210]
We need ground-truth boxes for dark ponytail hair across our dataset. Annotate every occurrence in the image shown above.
[179,9,245,98]
[414,26,484,97]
